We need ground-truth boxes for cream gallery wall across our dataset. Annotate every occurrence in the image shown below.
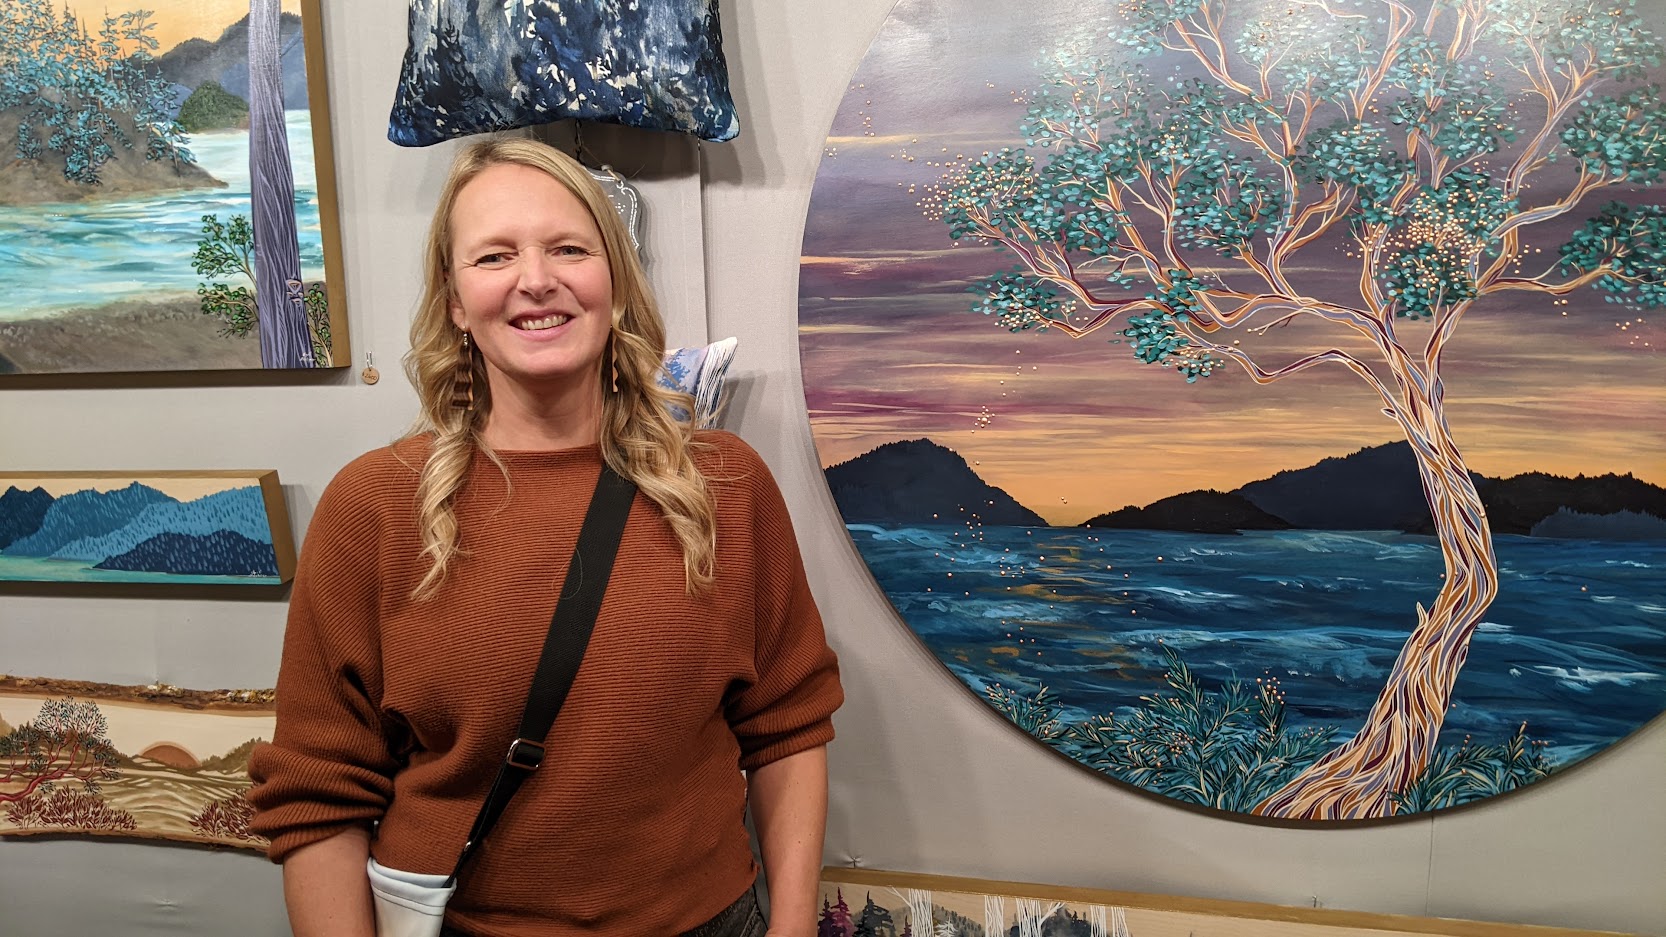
[1,1,1662,935]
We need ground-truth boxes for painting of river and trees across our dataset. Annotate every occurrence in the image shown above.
[0,0,346,373]
[799,0,1666,819]
[0,676,274,849]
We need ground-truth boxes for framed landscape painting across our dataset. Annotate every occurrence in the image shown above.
[0,675,273,850]
[801,0,1666,820]
[0,0,348,373]
[818,868,1628,937]
[0,470,295,584]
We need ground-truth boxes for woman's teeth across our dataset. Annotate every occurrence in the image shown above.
[516,314,570,331]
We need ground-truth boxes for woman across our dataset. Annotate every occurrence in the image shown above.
[249,138,843,937]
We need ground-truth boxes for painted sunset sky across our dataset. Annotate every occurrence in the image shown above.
[798,0,1666,526]
[60,1,303,55]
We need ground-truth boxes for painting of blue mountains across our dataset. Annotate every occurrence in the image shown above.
[0,472,295,584]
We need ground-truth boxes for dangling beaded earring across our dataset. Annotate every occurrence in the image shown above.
[450,331,475,411]
[609,330,621,395]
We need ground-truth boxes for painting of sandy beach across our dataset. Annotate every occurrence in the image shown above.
[0,0,347,373]
[0,676,274,850]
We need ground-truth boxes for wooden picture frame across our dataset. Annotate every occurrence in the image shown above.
[819,868,1631,937]
[0,0,349,373]
[0,470,296,584]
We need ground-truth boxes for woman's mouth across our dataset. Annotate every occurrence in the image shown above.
[514,313,571,331]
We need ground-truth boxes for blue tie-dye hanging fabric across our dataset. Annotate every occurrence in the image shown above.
[389,0,740,146]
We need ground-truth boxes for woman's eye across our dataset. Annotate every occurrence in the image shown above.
[474,252,511,266]
[553,245,591,257]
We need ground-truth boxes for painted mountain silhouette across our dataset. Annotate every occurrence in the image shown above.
[0,486,54,550]
[153,12,309,112]
[1235,441,1666,534]
[94,530,278,577]
[53,485,273,563]
[1236,442,1440,530]
[1081,490,1291,534]
[824,437,1666,537]
[4,483,177,557]
[824,438,1045,526]
[1091,441,1666,535]
[1531,508,1666,540]
[1469,470,1666,536]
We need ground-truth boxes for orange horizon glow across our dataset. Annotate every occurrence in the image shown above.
[59,1,303,57]
[804,310,1666,527]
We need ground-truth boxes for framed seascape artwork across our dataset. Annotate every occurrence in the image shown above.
[799,0,1666,819]
[0,471,296,585]
[0,0,348,373]
[0,675,273,850]
[817,868,1628,937]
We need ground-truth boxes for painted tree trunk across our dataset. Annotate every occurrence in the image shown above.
[1252,374,1500,819]
[248,0,313,368]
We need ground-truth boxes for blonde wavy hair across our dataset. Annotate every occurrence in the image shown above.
[402,137,714,598]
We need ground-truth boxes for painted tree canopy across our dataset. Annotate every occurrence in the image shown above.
[0,0,192,186]
[928,0,1666,818]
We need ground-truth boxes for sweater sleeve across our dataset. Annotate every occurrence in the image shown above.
[247,456,403,863]
[721,441,844,771]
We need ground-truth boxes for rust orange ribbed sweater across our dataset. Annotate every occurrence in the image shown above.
[248,431,842,935]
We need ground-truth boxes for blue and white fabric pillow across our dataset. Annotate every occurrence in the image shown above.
[390,0,741,146]
[660,337,737,428]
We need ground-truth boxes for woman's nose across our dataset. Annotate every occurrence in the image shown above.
[516,251,560,295]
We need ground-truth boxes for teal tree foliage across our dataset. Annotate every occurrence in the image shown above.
[984,647,1548,815]
[925,0,1666,818]
[1391,723,1553,812]
[0,0,192,183]
[988,646,1334,812]
[193,214,334,362]
[927,0,1666,377]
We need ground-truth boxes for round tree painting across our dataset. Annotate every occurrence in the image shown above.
[799,0,1666,820]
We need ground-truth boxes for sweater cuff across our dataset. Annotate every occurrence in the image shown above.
[738,717,835,773]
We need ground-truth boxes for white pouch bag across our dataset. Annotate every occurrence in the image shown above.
[367,856,457,937]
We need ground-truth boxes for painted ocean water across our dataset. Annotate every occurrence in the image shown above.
[850,523,1666,767]
[0,110,324,318]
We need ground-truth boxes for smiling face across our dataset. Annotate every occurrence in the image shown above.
[447,162,615,416]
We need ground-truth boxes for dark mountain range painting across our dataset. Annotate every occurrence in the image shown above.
[800,0,1666,820]
[0,471,295,584]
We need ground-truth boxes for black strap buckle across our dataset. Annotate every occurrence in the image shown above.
[505,738,544,770]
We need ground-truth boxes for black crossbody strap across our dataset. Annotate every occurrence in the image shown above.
[448,461,638,884]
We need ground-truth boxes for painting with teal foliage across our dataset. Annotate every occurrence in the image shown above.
[799,0,1666,820]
